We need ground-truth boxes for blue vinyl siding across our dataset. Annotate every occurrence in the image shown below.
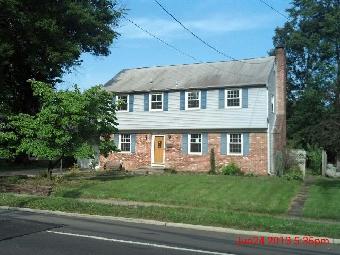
[116,88,267,130]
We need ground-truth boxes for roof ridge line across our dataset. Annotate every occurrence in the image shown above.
[122,56,274,71]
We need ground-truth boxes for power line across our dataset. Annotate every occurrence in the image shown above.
[122,16,201,63]
[154,0,236,61]
[154,0,264,65]
[258,0,289,20]
[122,16,261,79]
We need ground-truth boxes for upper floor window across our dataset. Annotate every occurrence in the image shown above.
[226,89,242,108]
[116,95,128,112]
[119,134,131,152]
[271,95,275,113]
[227,133,242,155]
[186,91,200,109]
[150,93,163,111]
[189,133,202,154]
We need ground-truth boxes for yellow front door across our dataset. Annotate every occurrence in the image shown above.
[154,136,164,164]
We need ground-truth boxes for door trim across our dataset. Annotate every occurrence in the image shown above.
[151,135,165,166]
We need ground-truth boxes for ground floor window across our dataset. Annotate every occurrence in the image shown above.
[119,134,131,152]
[189,133,202,154]
[227,133,242,155]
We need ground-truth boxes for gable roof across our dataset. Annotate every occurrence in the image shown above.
[104,56,275,93]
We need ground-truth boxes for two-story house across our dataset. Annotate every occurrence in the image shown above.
[101,47,286,175]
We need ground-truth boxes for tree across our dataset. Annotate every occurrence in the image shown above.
[0,0,122,114]
[4,81,118,177]
[273,0,340,160]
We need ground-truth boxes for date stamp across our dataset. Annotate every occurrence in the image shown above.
[235,235,330,246]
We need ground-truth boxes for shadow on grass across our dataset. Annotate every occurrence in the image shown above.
[314,178,340,189]
[88,175,135,182]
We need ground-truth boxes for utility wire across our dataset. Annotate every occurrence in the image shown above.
[258,0,289,20]
[123,16,201,63]
[154,0,264,65]
[123,15,260,79]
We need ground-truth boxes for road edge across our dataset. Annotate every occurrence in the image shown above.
[1,205,339,244]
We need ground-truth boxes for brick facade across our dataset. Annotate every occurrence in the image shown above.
[100,132,268,175]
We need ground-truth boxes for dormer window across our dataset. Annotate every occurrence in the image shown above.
[226,89,242,108]
[116,95,129,112]
[150,93,163,111]
[186,90,200,109]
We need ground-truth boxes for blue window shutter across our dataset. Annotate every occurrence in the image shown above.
[112,95,116,105]
[243,133,249,156]
[129,95,134,112]
[201,90,207,109]
[181,134,188,154]
[220,133,227,155]
[164,92,168,111]
[114,134,119,150]
[218,89,225,109]
[144,93,149,111]
[131,134,136,153]
[202,133,208,154]
[242,88,248,108]
[180,91,185,110]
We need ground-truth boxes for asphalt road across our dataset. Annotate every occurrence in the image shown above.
[0,208,339,255]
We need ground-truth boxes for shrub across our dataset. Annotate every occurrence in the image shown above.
[282,166,303,181]
[244,172,257,177]
[164,168,177,174]
[306,144,322,175]
[38,170,49,178]
[221,162,243,176]
[209,148,216,174]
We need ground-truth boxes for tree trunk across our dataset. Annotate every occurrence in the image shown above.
[47,160,53,180]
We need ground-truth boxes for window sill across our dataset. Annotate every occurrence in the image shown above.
[225,106,242,109]
[185,107,201,111]
[149,109,163,112]
[188,152,203,156]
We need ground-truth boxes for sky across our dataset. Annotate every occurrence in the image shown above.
[59,0,291,90]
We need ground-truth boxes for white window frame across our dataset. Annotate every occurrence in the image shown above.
[149,93,163,111]
[227,133,243,155]
[116,94,129,112]
[225,89,242,109]
[119,134,131,153]
[185,90,201,110]
[188,133,202,155]
[271,95,275,113]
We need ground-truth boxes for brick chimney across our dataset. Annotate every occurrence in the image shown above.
[273,47,287,151]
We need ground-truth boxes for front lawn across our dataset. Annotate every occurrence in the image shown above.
[303,178,340,220]
[2,193,340,238]
[53,175,301,214]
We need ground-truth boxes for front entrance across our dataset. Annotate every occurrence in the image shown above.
[153,136,165,165]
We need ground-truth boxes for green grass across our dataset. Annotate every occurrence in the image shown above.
[53,175,301,214]
[303,178,340,220]
[1,193,340,238]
